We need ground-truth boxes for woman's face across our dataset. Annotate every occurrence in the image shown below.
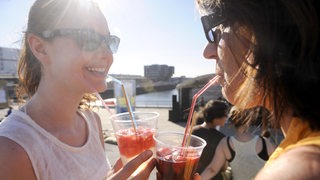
[39,4,113,94]
[203,26,253,105]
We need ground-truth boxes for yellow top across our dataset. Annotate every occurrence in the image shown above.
[266,117,320,165]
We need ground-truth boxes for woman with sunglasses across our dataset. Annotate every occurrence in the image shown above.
[0,0,154,179]
[196,0,320,179]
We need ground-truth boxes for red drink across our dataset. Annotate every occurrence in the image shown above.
[154,132,206,180]
[156,147,200,180]
[116,127,156,163]
[110,112,159,178]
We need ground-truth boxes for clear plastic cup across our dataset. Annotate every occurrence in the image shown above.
[110,111,159,177]
[154,131,207,180]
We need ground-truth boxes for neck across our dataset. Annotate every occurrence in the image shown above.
[25,83,85,128]
[201,122,217,129]
[234,126,252,137]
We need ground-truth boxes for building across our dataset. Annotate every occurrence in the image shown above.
[0,47,20,107]
[169,74,223,122]
[144,64,174,82]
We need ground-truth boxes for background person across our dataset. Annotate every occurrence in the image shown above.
[196,0,320,179]
[201,106,275,180]
[0,0,154,179]
[192,99,230,180]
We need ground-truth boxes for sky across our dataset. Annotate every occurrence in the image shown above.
[0,0,216,78]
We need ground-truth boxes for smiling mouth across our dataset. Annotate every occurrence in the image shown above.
[87,67,107,73]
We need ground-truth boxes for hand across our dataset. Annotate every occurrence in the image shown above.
[107,150,156,180]
[193,173,201,180]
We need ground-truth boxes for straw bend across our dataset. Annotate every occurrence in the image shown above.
[182,76,219,148]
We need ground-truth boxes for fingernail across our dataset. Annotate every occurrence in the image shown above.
[145,150,153,156]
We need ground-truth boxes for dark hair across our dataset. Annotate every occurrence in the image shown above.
[197,0,320,130]
[200,100,229,123]
[16,0,100,109]
[229,106,273,130]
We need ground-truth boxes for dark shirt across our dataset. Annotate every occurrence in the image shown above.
[192,125,225,180]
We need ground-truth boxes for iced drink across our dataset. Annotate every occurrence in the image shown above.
[116,127,156,163]
[154,132,206,180]
[110,112,159,177]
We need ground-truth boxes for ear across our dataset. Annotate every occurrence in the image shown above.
[27,34,50,63]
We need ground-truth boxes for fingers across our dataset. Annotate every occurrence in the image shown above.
[109,150,154,179]
[194,173,201,180]
[121,150,153,176]
[132,157,156,180]
[112,158,123,173]
[156,172,162,180]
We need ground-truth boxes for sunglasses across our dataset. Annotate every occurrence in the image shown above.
[38,29,120,54]
[201,12,226,43]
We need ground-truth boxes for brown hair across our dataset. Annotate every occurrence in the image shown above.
[199,100,230,123]
[229,106,272,129]
[197,0,320,130]
[16,0,100,109]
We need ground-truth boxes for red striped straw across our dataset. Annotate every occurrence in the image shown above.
[181,76,219,148]
[94,92,114,116]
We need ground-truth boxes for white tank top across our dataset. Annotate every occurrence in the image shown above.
[229,136,266,180]
[0,109,111,180]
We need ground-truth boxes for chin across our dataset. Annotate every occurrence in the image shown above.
[222,87,236,105]
[84,83,108,94]
[95,85,108,93]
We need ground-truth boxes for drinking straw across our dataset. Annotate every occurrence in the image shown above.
[107,75,138,132]
[94,92,114,116]
[181,76,219,148]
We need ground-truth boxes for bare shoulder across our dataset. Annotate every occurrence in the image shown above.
[217,136,228,149]
[83,109,102,127]
[255,145,320,180]
[0,137,36,179]
[218,137,232,158]
[86,109,105,147]
[91,110,103,131]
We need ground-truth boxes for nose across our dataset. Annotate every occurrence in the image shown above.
[203,42,218,60]
[98,44,114,66]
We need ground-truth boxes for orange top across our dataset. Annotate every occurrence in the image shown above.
[266,117,320,165]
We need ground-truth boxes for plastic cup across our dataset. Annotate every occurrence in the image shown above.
[110,111,159,177]
[154,132,207,180]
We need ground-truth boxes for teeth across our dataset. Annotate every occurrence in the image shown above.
[88,67,106,73]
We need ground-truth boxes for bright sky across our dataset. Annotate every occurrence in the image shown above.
[0,0,216,78]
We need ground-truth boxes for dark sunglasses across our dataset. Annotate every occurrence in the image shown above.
[38,29,120,54]
[201,13,226,43]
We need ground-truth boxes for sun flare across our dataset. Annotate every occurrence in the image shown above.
[91,0,114,9]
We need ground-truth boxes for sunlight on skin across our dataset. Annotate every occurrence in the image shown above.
[91,0,115,10]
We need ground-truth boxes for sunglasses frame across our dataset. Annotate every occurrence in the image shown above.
[38,28,120,54]
[201,12,226,43]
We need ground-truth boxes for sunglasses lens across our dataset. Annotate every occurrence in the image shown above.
[79,31,120,53]
[78,31,101,51]
[201,13,225,43]
[40,29,120,53]
[208,30,215,43]
[108,35,120,54]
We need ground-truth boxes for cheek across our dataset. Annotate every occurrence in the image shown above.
[218,41,242,83]
[48,42,86,82]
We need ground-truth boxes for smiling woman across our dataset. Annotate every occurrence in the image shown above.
[0,0,155,179]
